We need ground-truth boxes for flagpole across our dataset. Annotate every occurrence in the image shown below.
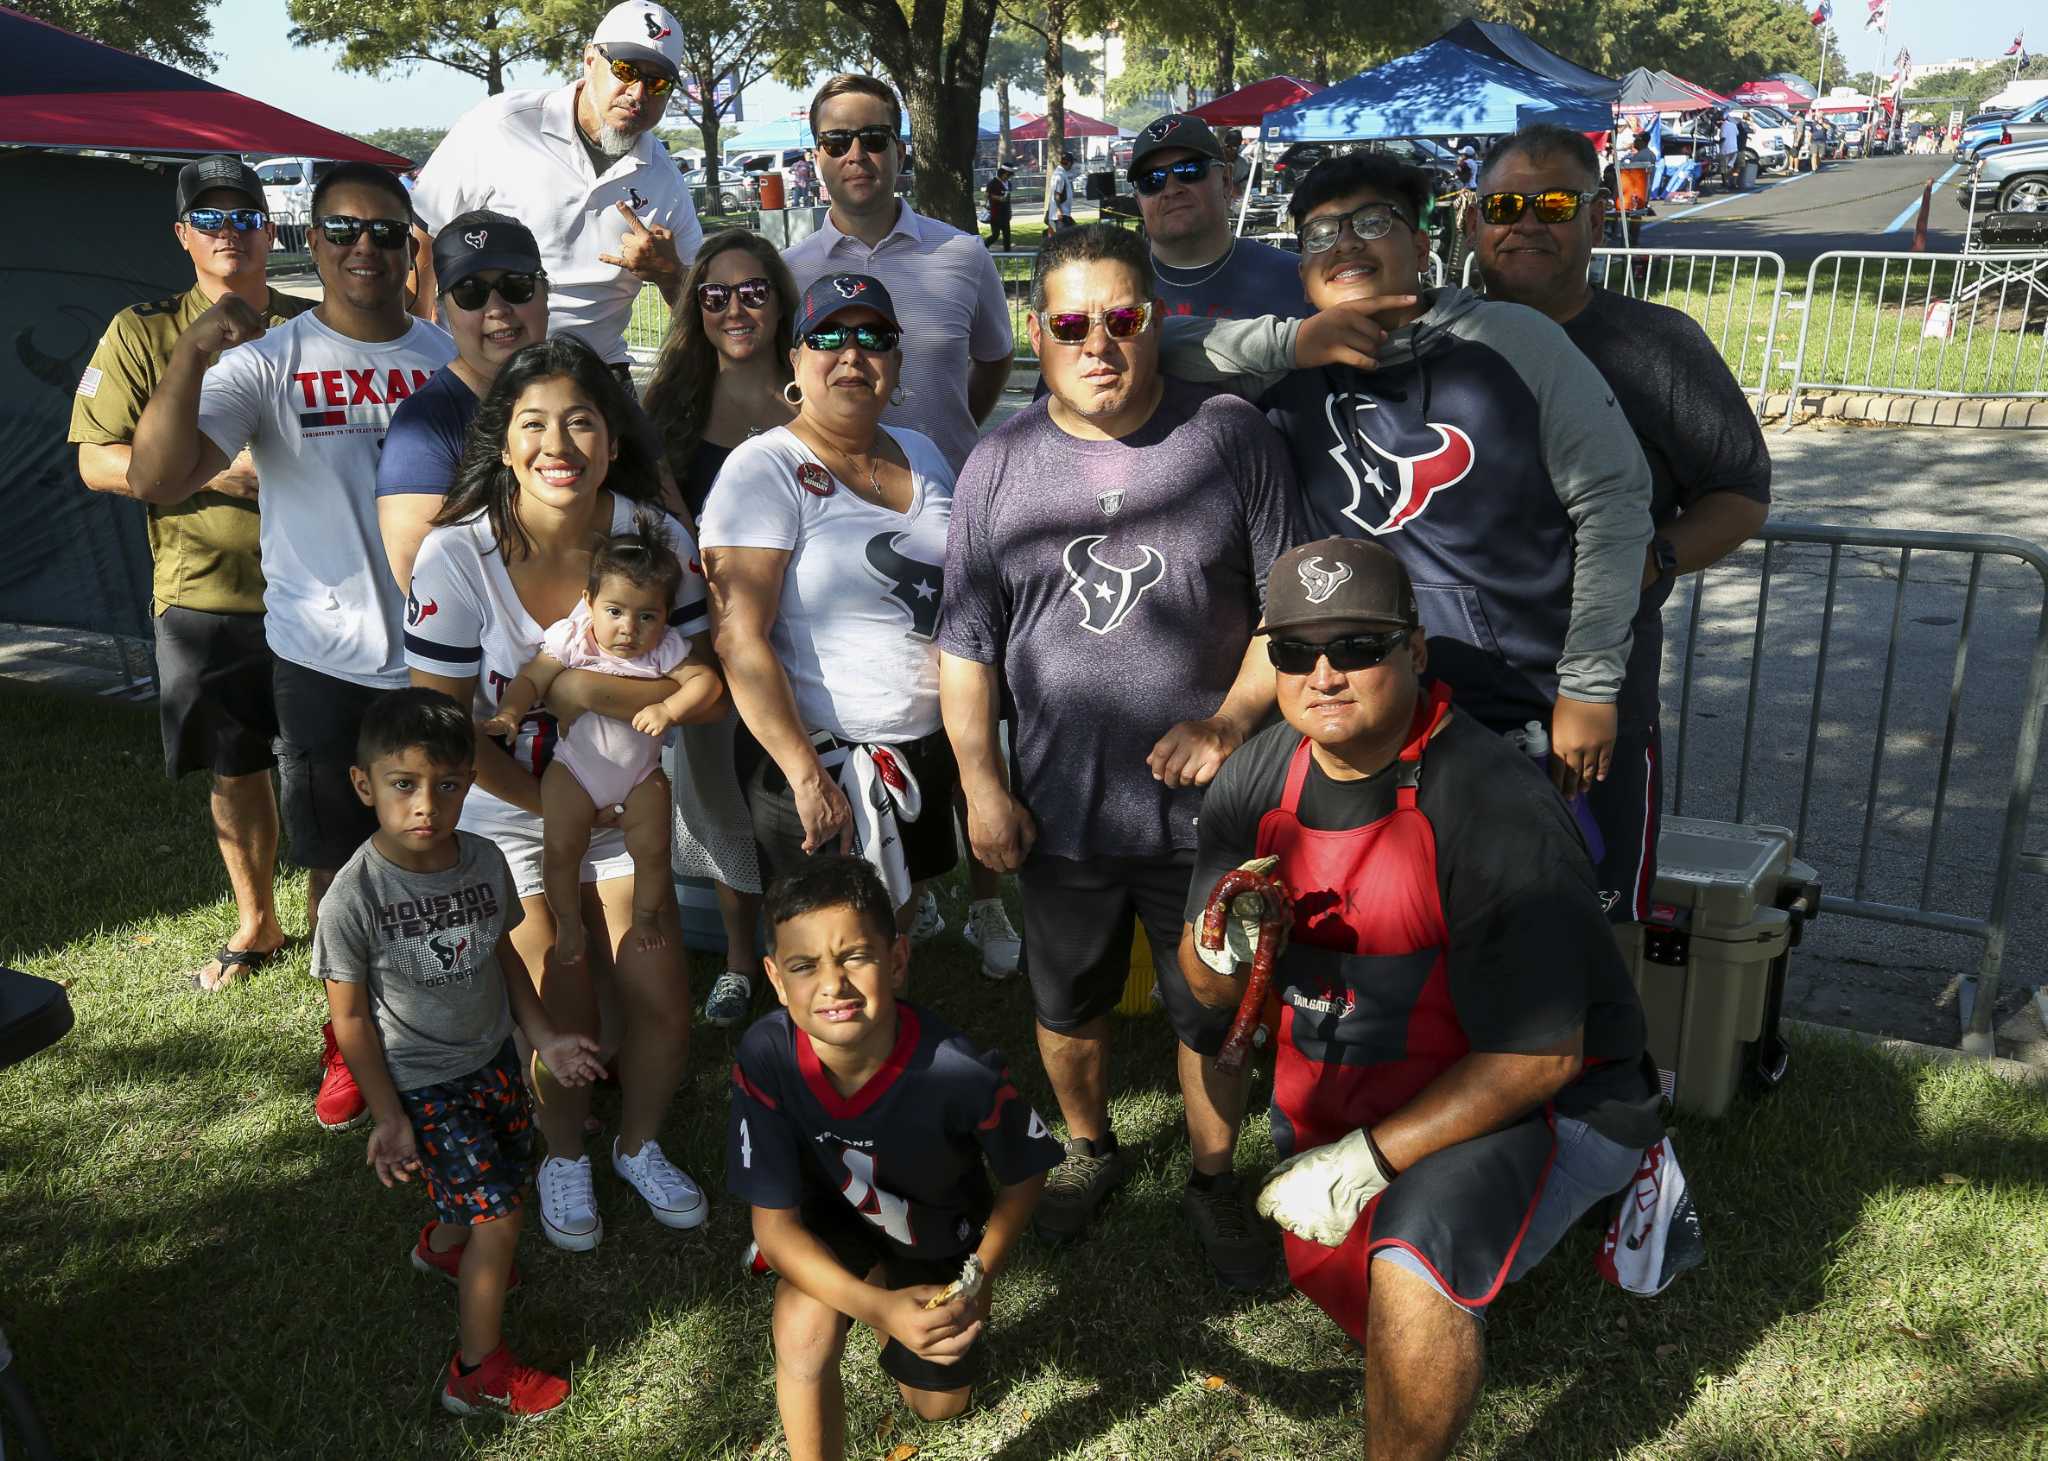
[1867,4,1889,145]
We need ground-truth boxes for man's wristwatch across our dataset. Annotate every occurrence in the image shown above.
[1650,535,1679,585]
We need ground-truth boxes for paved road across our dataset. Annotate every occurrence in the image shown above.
[1635,153,1971,264]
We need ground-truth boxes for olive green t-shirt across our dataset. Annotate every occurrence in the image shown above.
[68,283,309,615]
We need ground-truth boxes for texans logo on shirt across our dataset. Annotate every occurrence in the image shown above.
[429,933,470,972]
[405,592,437,627]
[795,462,835,497]
[864,531,943,639]
[293,367,432,430]
[627,187,649,210]
[1323,392,1475,537]
[1063,534,1165,636]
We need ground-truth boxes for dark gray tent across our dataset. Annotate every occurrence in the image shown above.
[1438,18,1620,103]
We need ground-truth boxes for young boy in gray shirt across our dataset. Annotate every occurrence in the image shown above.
[313,687,605,1420]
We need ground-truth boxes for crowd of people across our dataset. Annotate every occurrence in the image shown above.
[68,3,1771,1451]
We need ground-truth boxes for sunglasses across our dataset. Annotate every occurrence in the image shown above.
[183,207,268,233]
[1133,157,1214,195]
[602,53,673,96]
[1038,301,1155,345]
[818,126,896,158]
[697,277,774,311]
[446,271,544,311]
[802,323,900,352]
[1478,190,1594,226]
[316,215,411,249]
[1266,629,1411,675]
[1299,203,1411,254]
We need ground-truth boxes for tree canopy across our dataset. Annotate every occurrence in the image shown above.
[14,0,217,73]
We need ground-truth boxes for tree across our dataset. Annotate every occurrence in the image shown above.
[995,0,1102,168]
[1907,56,2048,114]
[984,26,1040,165]
[285,0,572,94]
[15,0,217,72]
[1468,0,1844,95]
[356,126,449,163]
[824,0,1000,229]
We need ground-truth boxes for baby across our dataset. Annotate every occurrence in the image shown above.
[483,518,698,962]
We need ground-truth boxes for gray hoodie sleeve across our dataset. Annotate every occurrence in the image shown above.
[1451,302,1653,705]
[1155,314,1300,399]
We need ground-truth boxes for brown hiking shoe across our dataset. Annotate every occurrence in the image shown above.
[1034,1137,1129,1243]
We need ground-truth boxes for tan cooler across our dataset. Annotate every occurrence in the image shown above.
[1623,817,1820,1117]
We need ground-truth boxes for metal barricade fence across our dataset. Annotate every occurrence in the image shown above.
[1779,249,2048,424]
[1664,520,2048,1053]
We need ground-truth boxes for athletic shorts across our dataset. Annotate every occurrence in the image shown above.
[152,606,277,780]
[805,1193,985,1393]
[749,729,961,893]
[397,1041,538,1227]
[273,658,385,871]
[1583,719,1660,925]
[1017,852,1194,1033]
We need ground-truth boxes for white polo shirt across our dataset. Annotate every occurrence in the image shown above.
[782,202,1013,474]
[413,81,704,365]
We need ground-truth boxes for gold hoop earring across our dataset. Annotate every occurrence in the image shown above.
[782,381,802,407]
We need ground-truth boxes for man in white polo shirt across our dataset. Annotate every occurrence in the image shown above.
[782,73,1014,476]
[409,0,704,370]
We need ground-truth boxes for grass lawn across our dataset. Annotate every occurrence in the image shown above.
[7,681,2044,1459]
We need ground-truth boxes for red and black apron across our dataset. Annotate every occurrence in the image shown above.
[1256,683,1556,1343]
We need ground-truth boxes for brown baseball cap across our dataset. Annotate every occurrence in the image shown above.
[1260,538,1418,635]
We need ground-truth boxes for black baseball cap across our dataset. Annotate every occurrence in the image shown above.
[1260,538,1418,635]
[175,155,265,216]
[792,272,900,337]
[1128,113,1227,178]
[433,211,544,293]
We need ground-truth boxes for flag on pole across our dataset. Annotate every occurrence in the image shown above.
[1864,0,1886,32]
[2007,32,2026,59]
[1890,48,1909,95]
[1810,0,1832,27]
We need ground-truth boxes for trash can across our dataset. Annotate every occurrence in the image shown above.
[1623,817,1820,1117]
[1739,157,1760,190]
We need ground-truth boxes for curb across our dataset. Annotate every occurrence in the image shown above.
[1764,392,2048,429]
[1785,1018,2048,1087]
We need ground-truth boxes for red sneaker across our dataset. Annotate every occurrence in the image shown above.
[410,1222,522,1292]
[440,1346,569,1419]
[314,1020,367,1132]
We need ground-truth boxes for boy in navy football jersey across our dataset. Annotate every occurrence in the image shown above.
[726,857,1061,1456]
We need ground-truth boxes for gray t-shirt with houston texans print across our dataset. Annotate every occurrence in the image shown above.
[939,377,1297,862]
[310,830,524,1090]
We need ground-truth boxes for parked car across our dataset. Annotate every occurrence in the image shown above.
[1959,137,2048,215]
[1731,105,1797,170]
[1958,97,2048,161]
[683,165,756,213]
[253,156,338,224]
[1840,123,1866,158]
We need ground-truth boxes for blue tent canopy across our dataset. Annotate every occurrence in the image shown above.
[721,117,816,155]
[1260,37,1614,144]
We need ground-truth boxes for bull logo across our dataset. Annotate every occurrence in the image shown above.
[1297,556,1350,604]
[405,592,437,626]
[1324,392,1475,537]
[832,275,867,299]
[463,229,487,249]
[1063,534,1165,635]
[864,531,942,639]
[428,934,468,972]
[642,9,671,39]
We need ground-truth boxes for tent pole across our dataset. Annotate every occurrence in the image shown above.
[1613,108,1630,252]
[1236,137,1260,238]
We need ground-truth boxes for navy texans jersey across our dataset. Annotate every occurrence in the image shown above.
[725,1002,1062,1258]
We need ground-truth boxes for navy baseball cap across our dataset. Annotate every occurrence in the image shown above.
[1129,113,1227,177]
[433,210,544,293]
[175,155,265,216]
[792,272,900,336]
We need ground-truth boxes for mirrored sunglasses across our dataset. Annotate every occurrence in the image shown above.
[1133,157,1214,195]
[604,54,673,96]
[316,215,411,249]
[1039,301,1155,345]
[802,323,900,352]
[697,277,774,311]
[183,207,268,233]
[1478,190,1594,226]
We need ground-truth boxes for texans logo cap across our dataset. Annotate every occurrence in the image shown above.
[1128,112,1227,178]
[592,1,683,80]
[433,210,545,294]
[175,155,266,217]
[1260,538,1418,635]
[793,272,900,336]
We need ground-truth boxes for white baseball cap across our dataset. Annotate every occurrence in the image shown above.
[591,2,683,80]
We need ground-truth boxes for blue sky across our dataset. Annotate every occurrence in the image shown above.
[206,0,2028,138]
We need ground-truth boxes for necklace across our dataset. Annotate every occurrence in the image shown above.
[798,425,882,499]
[1155,238,1237,289]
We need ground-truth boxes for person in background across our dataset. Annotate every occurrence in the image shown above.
[1128,113,1305,320]
[984,163,1014,251]
[1045,151,1078,231]
[409,0,704,375]
[640,230,801,1025]
[71,154,306,993]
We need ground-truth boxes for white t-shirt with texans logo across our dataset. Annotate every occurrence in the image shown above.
[697,424,951,744]
[197,311,456,687]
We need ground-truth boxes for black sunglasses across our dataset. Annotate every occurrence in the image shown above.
[818,126,896,158]
[802,323,899,352]
[600,50,674,96]
[1133,157,1214,195]
[697,277,774,311]
[1266,629,1411,675]
[1478,190,1595,226]
[183,207,268,233]
[446,271,545,311]
[316,215,411,249]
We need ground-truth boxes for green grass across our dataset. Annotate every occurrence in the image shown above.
[4,680,2047,1457]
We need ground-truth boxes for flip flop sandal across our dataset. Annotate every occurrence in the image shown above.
[191,945,272,993]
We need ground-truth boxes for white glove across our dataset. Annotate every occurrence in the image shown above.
[1255,1128,1395,1248]
[1195,855,1281,975]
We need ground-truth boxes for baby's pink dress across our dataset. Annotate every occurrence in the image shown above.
[542,599,689,808]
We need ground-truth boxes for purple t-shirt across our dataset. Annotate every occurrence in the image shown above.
[940,378,1298,861]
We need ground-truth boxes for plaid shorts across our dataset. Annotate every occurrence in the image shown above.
[396,1042,537,1226]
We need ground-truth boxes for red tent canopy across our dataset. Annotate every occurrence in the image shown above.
[1010,109,1119,140]
[1189,76,1324,128]
[1730,80,1812,111]
[0,6,407,164]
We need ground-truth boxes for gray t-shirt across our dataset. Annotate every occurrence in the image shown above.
[1153,238,1308,323]
[310,831,524,1090]
[939,377,1298,861]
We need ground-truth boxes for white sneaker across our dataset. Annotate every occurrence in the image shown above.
[612,1137,708,1229]
[537,1155,603,1252]
[909,889,945,942]
[963,898,1022,980]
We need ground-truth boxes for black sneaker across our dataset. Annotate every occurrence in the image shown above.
[1035,1137,1128,1243]
[1181,1175,1274,1291]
